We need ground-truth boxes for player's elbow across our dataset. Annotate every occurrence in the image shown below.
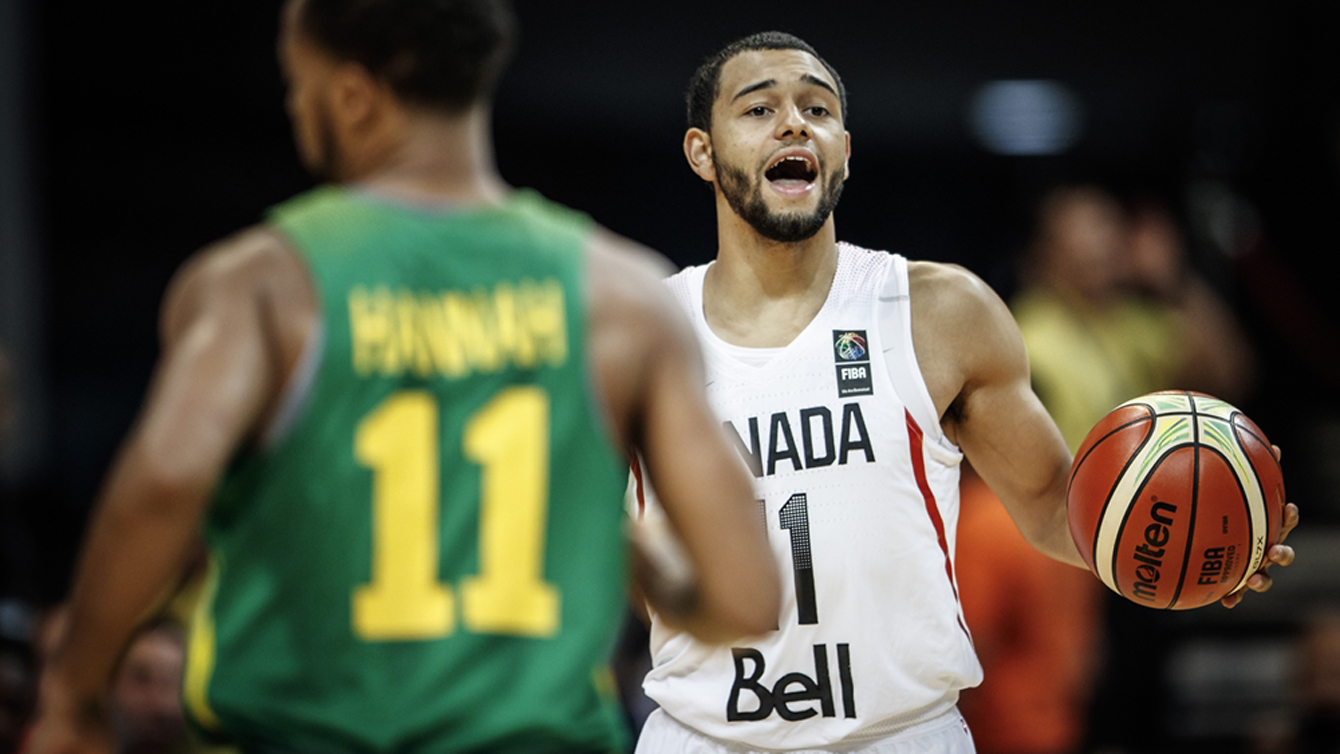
[1016,486,1085,568]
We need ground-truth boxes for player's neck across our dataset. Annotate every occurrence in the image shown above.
[352,107,509,207]
[703,208,839,348]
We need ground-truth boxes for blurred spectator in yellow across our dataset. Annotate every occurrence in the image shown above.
[1011,185,1162,449]
[959,184,1258,753]
[1010,185,1254,452]
[1127,199,1257,406]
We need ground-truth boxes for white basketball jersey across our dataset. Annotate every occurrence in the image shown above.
[634,243,983,749]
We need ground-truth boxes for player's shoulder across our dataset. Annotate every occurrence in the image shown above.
[908,260,1020,349]
[582,227,704,380]
[173,226,299,293]
[161,226,310,335]
[908,260,1028,384]
[907,259,993,299]
[584,227,684,326]
[586,226,675,283]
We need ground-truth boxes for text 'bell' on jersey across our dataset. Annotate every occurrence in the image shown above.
[184,187,630,754]
[641,244,983,750]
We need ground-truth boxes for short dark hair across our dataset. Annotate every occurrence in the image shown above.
[686,31,847,134]
[298,0,516,113]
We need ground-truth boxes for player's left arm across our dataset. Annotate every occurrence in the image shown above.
[927,263,1298,598]
[28,237,282,754]
[922,264,1085,568]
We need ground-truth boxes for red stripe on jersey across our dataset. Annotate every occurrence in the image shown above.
[630,454,647,518]
[905,410,970,637]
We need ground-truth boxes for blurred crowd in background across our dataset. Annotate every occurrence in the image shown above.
[3,1,1339,753]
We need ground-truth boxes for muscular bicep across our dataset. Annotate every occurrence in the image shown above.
[36,239,290,706]
[131,250,277,497]
[933,269,1082,566]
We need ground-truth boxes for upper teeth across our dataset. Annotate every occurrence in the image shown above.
[779,156,809,167]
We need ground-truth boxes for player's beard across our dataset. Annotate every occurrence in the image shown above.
[716,157,844,243]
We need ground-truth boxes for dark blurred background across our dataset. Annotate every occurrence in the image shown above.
[2,2,1339,753]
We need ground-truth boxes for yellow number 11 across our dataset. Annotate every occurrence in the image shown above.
[351,387,559,640]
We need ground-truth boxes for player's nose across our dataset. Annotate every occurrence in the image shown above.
[774,102,809,140]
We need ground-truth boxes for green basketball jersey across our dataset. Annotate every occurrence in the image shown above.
[183,186,631,753]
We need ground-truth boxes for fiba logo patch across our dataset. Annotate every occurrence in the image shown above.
[834,332,867,361]
[832,330,873,397]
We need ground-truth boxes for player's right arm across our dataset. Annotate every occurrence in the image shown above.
[586,230,780,643]
[26,231,312,754]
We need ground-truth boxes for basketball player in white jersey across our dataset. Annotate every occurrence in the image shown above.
[629,31,1300,754]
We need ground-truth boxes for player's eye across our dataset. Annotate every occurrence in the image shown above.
[746,106,769,117]
[807,106,830,117]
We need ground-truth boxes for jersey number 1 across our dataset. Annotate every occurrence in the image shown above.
[780,493,818,625]
[351,388,559,640]
[762,493,819,626]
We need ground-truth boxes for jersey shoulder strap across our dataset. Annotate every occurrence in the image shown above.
[876,254,958,458]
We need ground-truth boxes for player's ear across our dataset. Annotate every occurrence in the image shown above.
[843,131,851,180]
[330,62,382,132]
[684,128,716,183]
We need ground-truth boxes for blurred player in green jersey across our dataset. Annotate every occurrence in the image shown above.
[25,2,779,752]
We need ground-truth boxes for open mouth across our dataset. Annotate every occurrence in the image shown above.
[764,153,818,192]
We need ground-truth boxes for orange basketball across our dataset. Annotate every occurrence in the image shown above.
[1066,391,1286,609]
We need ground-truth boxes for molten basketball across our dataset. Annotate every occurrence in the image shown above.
[1066,391,1286,610]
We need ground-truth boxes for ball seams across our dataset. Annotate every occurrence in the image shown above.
[1067,391,1280,610]
[1107,452,1167,605]
[1080,416,1156,584]
[1166,400,1205,609]
[1070,413,1154,486]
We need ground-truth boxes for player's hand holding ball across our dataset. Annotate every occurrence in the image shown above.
[1066,390,1298,610]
